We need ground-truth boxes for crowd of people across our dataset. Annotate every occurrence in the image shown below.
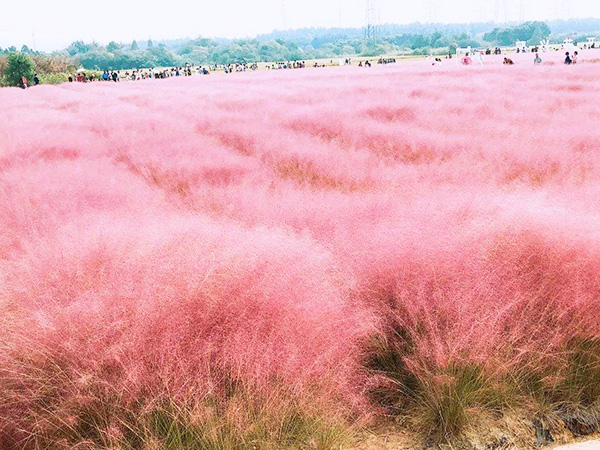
[15,44,594,88]
[63,57,386,84]
[67,61,315,83]
[456,49,583,67]
[66,65,213,83]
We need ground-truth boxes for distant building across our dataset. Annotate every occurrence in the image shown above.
[563,38,577,53]
[456,46,472,57]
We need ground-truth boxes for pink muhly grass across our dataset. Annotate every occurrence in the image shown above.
[2,50,600,445]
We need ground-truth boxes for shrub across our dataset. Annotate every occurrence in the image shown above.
[3,52,35,86]
[30,54,77,74]
[39,72,70,85]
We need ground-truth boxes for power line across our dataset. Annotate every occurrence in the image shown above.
[519,0,525,21]
[426,0,436,23]
[494,0,510,23]
[553,0,568,20]
[281,0,287,29]
[365,0,379,43]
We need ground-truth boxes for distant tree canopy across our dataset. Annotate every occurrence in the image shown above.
[483,21,551,46]
[66,40,99,56]
[60,19,580,70]
[62,30,490,70]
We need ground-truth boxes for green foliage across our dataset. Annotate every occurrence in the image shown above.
[414,364,507,442]
[366,325,600,445]
[566,338,600,405]
[526,337,600,407]
[365,327,507,443]
[528,27,546,46]
[364,327,420,412]
[61,30,478,70]
[15,383,351,449]
[135,401,348,450]
[484,21,551,46]
[107,41,122,53]
[3,52,35,87]
[66,40,98,56]
[39,73,69,85]
[30,54,77,75]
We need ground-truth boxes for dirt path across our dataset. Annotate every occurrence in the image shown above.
[553,441,600,449]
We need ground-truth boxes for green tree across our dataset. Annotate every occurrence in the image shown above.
[528,26,545,45]
[130,40,139,51]
[146,45,179,67]
[107,41,122,53]
[66,41,95,56]
[4,52,35,87]
[484,21,550,46]
[147,39,154,48]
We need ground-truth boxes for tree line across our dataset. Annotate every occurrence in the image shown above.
[1,18,599,84]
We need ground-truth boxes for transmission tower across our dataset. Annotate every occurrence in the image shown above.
[553,0,568,19]
[281,0,287,29]
[494,0,510,23]
[519,0,525,21]
[426,0,436,23]
[365,0,379,43]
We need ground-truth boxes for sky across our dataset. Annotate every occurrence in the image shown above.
[1,0,598,52]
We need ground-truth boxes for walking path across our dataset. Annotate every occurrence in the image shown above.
[554,441,600,449]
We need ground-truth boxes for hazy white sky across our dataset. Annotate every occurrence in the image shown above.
[1,0,598,52]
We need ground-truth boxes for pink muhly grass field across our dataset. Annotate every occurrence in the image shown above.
[1,50,600,447]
